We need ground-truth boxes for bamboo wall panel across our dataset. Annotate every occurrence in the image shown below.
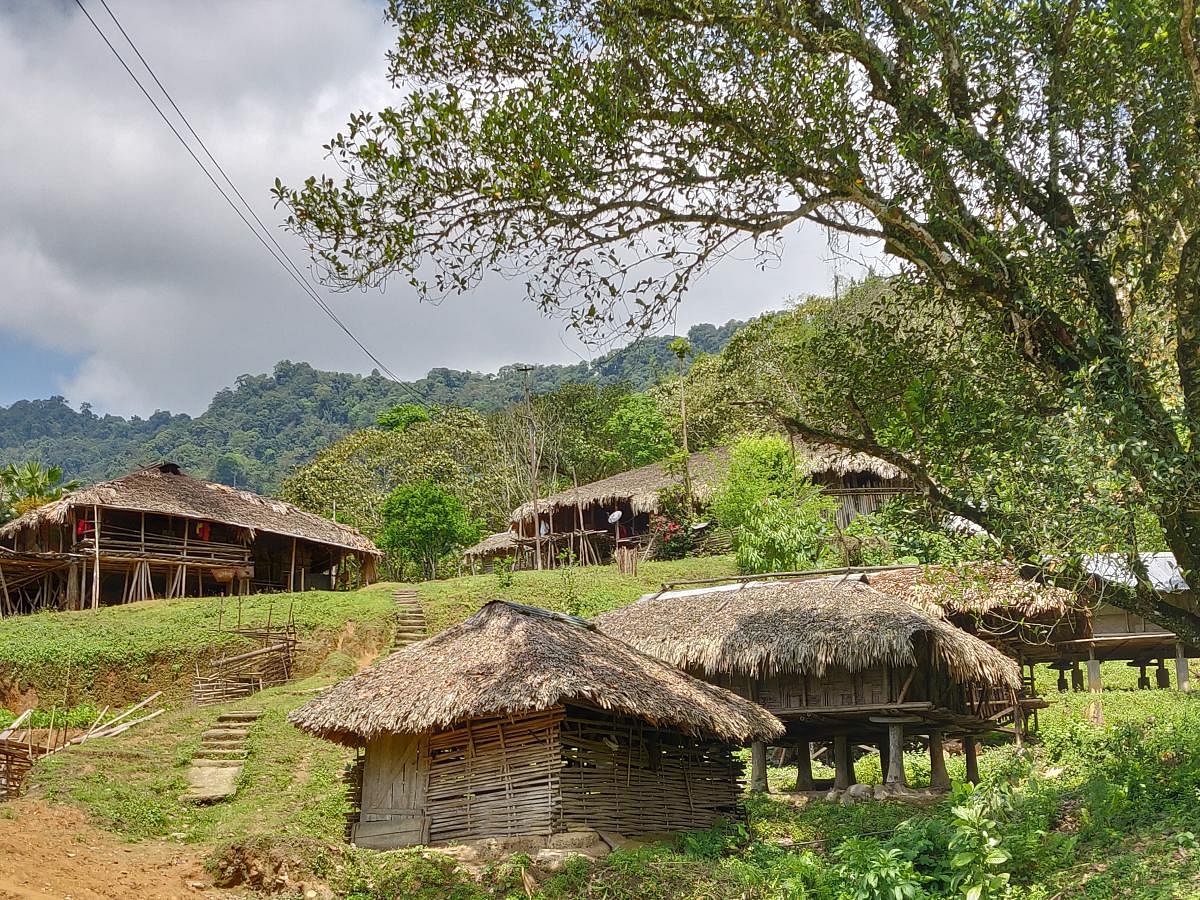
[558,706,740,835]
[425,709,564,844]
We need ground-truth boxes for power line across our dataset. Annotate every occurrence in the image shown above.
[72,0,429,409]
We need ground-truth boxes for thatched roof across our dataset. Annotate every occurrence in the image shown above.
[289,600,784,745]
[461,530,518,559]
[799,444,904,481]
[595,577,1020,688]
[0,463,379,555]
[510,449,730,525]
[865,565,1076,620]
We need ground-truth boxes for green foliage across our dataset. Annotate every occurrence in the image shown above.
[0,461,80,519]
[381,480,483,579]
[736,494,838,574]
[0,325,741,493]
[840,499,1000,567]
[710,435,803,532]
[602,393,678,470]
[710,435,838,573]
[376,402,430,432]
[493,555,515,589]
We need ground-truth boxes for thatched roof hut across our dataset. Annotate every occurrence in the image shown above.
[0,463,377,554]
[596,577,1019,689]
[292,600,781,744]
[459,530,521,573]
[509,448,730,531]
[596,576,1025,793]
[0,463,379,613]
[291,601,782,848]
[863,566,1100,664]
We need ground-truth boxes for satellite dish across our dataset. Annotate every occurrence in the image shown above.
[607,510,623,524]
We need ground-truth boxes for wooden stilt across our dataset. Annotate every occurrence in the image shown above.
[928,730,950,791]
[963,735,980,785]
[795,742,815,791]
[1070,661,1084,692]
[833,735,856,789]
[750,740,768,793]
[1087,648,1103,724]
[1156,659,1171,689]
[91,505,101,609]
[885,723,907,786]
[0,564,10,617]
[1177,643,1191,693]
[877,737,890,783]
[289,538,297,592]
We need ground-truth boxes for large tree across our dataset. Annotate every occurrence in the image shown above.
[279,0,1199,633]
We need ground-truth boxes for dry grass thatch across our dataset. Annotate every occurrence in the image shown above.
[289,600,784,745]
[0,463,379,555]
[595,577,1020,688]
[865,565,1076,620]
[461,530,518,559]
[510,449,730,525]
[798,443,905,481]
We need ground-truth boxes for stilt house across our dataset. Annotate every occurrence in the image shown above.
[867,559,1196,695]
[0,463,380,614]
[288,600,783,849]
[595,577,1025,792]
[460,530,523,574]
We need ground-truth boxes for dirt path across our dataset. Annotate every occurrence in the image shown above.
[0,799,244,900]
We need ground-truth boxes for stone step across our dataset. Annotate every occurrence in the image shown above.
[202,729,250,740]
[198,748,248,757]
[217,711,261,722]
[202,739,247,749]
[191,757,244,768]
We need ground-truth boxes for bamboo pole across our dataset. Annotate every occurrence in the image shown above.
[91,505,101,609]
[289,539,297,592]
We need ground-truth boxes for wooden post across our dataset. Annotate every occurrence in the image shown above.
[1177,643,1191,693]
[928,731,950,791]
[750,740,768,793]
[289,538,297,592]
[795,742,815,792]
[65,562,79,611]
[1156,659,1171,689]
[1086,648,1103,725]
[833,735,856,789]
[1070,661,1084,692]
[91,504,101,609]
[877,737,890,782]
[0,564,10,616]
[885,723,907,786]
[963,735,980,785]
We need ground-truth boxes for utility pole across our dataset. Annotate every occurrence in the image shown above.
[516,365,543,570]
[670,338,692,508]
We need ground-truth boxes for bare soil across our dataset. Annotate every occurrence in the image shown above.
[0,799,245,900]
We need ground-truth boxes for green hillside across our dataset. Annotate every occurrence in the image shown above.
[0,322,741,494]
[5,561,1200,898]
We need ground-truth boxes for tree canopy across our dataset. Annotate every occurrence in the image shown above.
[279,0,1199,634]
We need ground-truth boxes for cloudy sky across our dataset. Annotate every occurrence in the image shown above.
[0,0,865,417]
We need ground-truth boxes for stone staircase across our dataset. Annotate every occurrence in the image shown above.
[391,588,427,651]
[182,709,260,803]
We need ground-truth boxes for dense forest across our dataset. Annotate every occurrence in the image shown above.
[0,321,740,493]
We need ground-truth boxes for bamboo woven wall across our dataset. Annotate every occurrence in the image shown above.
[425,709,564,844]
[558,705,741,834]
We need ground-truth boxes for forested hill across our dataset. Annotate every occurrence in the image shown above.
[0,321,741,493]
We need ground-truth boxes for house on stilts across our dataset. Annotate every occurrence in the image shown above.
[866,559,1196,699]
[596,576,1031,794]
[503,442,916,570]
[288,600,782,849]
[0,462,380,614]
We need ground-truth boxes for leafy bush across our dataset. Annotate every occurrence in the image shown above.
[840,497,1000,566]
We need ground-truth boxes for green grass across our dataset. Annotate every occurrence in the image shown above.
[418,555,739,632]
[0,584,397,706]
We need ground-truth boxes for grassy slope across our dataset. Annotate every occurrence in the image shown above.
[0,584,397,707]
[11,558,1200,898]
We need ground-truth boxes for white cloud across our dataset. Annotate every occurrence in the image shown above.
[0,0,870,416]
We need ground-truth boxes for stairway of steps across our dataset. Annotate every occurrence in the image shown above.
[182,709,260,803]
[391,587,428,651]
